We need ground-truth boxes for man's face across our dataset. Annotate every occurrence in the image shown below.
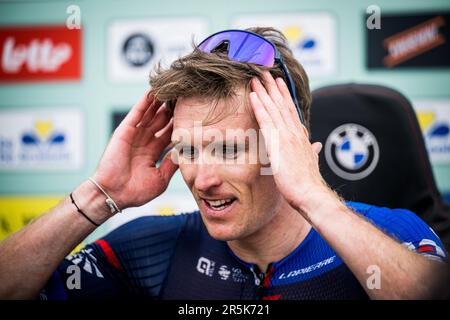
[172,88,285,241]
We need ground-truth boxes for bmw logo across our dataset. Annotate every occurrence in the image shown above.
[324,123,379,181]
[122,33,154,67]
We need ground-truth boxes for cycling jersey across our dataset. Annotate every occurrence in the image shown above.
[41,201,447,300]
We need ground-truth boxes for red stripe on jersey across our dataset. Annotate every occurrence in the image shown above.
[418,245,435,253]
[263,266,276,288]
[96,239,123,271]
[263,294,282,300]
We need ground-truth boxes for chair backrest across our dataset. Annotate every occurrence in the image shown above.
[310,83,450,250]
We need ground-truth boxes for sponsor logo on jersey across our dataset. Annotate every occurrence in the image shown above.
[68,248,104,278]
[218,265,231,280]
[231,267,248,283]
[196,257,215,277]
[196,257,248,283]
[278,255,336,280]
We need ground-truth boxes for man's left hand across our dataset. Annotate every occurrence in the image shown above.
[249,71,332,215]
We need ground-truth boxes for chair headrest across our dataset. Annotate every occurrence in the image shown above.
[310,83,441,214]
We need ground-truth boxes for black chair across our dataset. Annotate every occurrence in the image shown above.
[310,83,450,252]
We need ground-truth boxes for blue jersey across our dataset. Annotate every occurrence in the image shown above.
[41,202,447,300]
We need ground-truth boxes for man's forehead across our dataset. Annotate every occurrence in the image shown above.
[173,95,255,130]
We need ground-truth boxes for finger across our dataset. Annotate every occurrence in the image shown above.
[251,78,284,126]
[275,77,302,127]
[155,117,173,138]
[139,102,166,128]
[275,76,291,100]
[121,90,161,128]
[137,101,164,128]
[262,71,284,105]
[311,142,323,155]
[135,107,170,147]
[144,106,171,138]
[158,150,179,185]
[275,77,299,127]
[249,91,274,132]
[249,91,278,157]
[149,119,174,162]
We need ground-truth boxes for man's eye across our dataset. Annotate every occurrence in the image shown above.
[180,147,198,159]
[222,145,241,159]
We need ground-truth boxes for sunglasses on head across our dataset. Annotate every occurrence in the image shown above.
[198,29,305,124]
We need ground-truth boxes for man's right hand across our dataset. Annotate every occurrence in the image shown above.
[0,91,179,299]
[92,90,178,210]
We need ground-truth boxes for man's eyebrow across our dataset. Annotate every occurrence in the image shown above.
[210,138,250,149]
[171,136,251,147]
[171,140,191,147]
[224,135,251,144]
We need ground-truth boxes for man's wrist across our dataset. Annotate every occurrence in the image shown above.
[71,180,116,225]
[295,184,346,225]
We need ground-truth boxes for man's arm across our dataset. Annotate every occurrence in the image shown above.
[0,181,110,299]
[0,91,177,299]
[299,188,448,299]
[250,72,449,299]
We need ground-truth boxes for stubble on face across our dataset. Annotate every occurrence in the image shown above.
[172,89,285,242]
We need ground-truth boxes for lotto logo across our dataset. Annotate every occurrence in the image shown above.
[0,25,81,81]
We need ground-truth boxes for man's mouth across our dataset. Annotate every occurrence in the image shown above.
[203,198,236,211]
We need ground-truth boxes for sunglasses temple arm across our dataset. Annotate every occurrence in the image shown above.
[279,61,305,125]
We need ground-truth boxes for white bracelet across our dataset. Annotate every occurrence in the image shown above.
[88,177,121,214]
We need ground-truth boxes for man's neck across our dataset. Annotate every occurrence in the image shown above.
[227,201,311,273]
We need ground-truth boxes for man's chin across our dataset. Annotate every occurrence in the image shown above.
[201,219,242,241]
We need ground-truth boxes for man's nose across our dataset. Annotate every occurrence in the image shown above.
[194,163,222,192]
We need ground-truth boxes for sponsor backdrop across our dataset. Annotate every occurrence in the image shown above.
[0,108,84,170]
[0,25,81,82]
[366,12,450,69]
[414,100,450,164]
[232,13,337,77]
[0,0,449,243]
[108,17,208,84]
[0,196,62,240]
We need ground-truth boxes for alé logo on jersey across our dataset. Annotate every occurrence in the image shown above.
[0,25,81,81]
[196,257,248,283]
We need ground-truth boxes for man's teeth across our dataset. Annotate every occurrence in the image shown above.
[206,198,234,207]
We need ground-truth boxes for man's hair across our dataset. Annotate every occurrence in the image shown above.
[149,27,311,130]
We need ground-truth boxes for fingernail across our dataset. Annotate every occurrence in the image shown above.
[155,130,163,138]
[317,142,323,154]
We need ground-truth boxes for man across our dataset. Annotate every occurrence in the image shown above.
[0,27,448,300]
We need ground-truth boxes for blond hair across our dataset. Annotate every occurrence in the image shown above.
[149,27,311,130]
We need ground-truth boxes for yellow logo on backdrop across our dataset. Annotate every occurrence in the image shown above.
[34,120,53,141]
[157,206,176,216]
[0,196,62,241]
[417,111,436,132]
[283,26,303,42]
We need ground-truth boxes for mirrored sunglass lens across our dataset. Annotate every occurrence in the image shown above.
[199,31,275,67]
